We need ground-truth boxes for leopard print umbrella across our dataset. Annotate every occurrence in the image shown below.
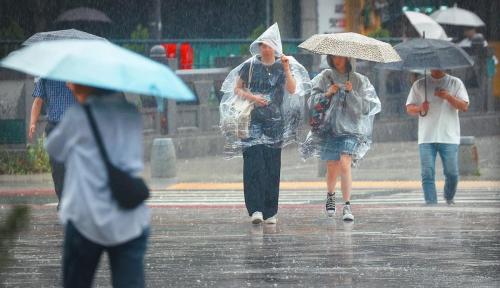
[299,32,401,63]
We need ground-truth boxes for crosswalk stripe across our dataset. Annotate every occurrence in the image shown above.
[44,187,500,207]
[147,188,500,205]
[165,181,500,191]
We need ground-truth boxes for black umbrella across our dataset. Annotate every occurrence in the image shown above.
[22,29,106,46]
[377,38,474,116]
[55,7,112,23]
[380,38,473,71]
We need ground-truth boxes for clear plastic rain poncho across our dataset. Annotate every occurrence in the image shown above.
[220,23,311,158]
[300,68,381,163]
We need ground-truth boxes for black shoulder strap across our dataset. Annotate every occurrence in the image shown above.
[83,104,111,168]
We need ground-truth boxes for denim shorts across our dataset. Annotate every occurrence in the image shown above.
[320,136,358,161]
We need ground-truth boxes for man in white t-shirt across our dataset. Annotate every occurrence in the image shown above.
[406,70,470,205]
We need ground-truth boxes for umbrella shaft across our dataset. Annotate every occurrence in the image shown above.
[424,69,427,101]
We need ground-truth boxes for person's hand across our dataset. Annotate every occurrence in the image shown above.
[325,84,340,97]
[345,81,353,92]
[281,55,290,72]
[28,123,36,140]
[253,94,269,107]
[434,88,450,100]
[421,101,430,113]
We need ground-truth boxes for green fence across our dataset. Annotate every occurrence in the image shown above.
[1,38,401,69]
[190,42,301,68]
[113,39,303,68]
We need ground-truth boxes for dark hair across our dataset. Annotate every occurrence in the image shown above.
[326,55,352,73]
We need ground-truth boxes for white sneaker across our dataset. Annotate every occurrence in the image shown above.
[251,212,263,224]
[264,215,277,225]
[342,204,354,221]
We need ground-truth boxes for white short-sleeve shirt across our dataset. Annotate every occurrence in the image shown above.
[406,74,469,145]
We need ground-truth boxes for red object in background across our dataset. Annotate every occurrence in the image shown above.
[179,42,194,70]
[162,43,177,59]
[338,19,346,28]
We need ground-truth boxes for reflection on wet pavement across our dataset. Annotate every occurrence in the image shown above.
[1,188,499,287]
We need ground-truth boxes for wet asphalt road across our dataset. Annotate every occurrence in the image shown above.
[1,186,499,287]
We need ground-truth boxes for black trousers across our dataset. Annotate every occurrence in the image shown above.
[45,121,65,203]
[243,145,282,220]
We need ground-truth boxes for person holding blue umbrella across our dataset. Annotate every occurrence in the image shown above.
[1,39,195,287]
[47,83,150,287]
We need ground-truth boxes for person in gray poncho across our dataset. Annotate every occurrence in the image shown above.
[302,55,381,221]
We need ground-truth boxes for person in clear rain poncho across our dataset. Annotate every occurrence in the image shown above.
[220,23,310,225]
[301,55,380,221]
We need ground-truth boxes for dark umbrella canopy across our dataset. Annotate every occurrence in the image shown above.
[378,38,474,71]
[55,7,112,23]
[377,38,473,117]
[22,29,106,46]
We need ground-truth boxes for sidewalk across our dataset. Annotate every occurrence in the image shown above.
[1,136,499,192]
[173,135,500,183]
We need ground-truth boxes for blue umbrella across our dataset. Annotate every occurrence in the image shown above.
[0,39,195,101]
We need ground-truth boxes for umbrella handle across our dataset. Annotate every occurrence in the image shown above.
[419,100,429,117]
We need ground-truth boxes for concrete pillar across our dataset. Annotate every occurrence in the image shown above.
[376,70,387,118]
[486,47,496,113]
[459,136,479,176]
[150,138,176,178]
[273,0,294,38]
[193,80,213,132]
[150,45,177,135]
[471,41,489,112]
[300,0,318,39]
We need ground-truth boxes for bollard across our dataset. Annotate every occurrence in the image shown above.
[150,45,168,65]
[150,138,176,178]
[459,136,479,176]
[150,44,178,70]
[167,58,178,70]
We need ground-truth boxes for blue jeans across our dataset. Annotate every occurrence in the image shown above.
[419,143,459,204]
[63,221,149,288]
[320,136,358,161]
